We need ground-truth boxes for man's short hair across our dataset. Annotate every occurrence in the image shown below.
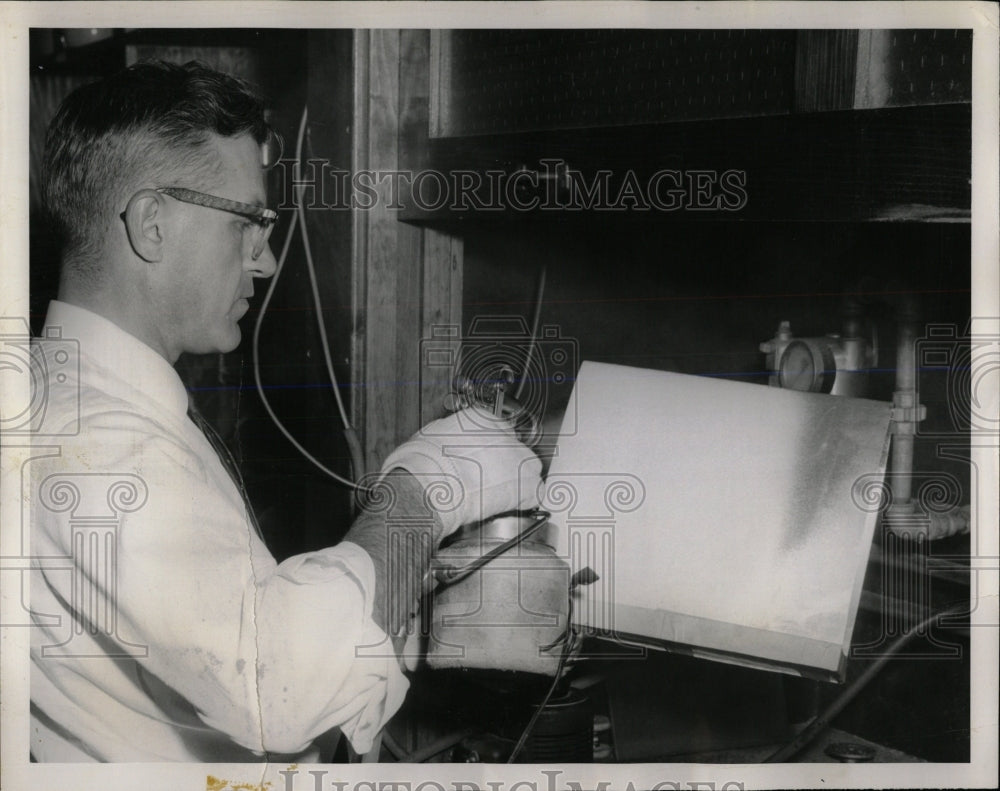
[43,60,273,275]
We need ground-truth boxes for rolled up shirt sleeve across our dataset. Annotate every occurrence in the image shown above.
[31,408,407,758]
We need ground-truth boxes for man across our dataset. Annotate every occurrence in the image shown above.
[29,61,541,762]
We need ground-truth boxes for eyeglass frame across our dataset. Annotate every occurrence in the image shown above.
[156,186,278,261]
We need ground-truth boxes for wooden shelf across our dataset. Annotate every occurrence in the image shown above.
[400,103,970,225]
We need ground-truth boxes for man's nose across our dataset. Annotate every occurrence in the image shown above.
[249,241,278,279]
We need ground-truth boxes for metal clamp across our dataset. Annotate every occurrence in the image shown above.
[433,510,551,587]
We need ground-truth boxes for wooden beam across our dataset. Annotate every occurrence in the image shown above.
[420,230,464,425]
[359,29,404,471]
[349,30,465,469]
[428,30,453,139]
[395,29,430,443]
[351,31,371,453]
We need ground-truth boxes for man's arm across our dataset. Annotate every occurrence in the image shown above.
[343,471,442,641]
[30,413,410,757]
[345,409,544,645]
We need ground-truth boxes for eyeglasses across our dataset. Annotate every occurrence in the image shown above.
[157,186,277,261]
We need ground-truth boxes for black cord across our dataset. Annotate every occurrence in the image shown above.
[506,632,577,763]
[764,599,969,762]
[434,511,550,587]
[507,567,598,761]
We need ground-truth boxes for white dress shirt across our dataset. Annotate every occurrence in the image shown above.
[29,301,407,762]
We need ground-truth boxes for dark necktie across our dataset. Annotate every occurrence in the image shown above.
[187,404,265,543]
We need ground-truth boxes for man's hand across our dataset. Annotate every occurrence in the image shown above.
[379,407,543,541]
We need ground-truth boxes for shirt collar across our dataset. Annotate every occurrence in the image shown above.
[43,300,190,418]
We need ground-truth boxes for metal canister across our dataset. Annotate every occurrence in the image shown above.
[426,514,570,676]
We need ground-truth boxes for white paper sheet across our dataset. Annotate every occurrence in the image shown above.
[543,361,893,677]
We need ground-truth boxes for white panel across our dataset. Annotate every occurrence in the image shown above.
[543,361,893,676]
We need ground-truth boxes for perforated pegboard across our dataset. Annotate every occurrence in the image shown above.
[879,29,972,106]
[439,30,797,136]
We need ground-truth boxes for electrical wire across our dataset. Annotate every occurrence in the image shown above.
[296,120,350,433]
[252,107,370,492]
[255,109,551,488]
[513,265,547,402]
[506,627,579,763]
[505,565,597,762]
[298,120,366,484]
[379,728,407,760]
[763,599,970,762]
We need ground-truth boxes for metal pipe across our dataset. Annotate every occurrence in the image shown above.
[887,298,925,529]
[926,505,971,541]
[890,316,917,509]
[885,298,969,540]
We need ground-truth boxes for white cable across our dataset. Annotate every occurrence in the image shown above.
[252,106,369,492]
[254,110,548,487]
[297,125,351,431]
[514,265,547,401]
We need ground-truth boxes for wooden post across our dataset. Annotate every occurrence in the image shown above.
[352,29,464,470]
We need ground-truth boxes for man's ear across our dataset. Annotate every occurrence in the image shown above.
[122,189,167,263]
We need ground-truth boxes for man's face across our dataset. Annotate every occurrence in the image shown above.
[154,133,277,361]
